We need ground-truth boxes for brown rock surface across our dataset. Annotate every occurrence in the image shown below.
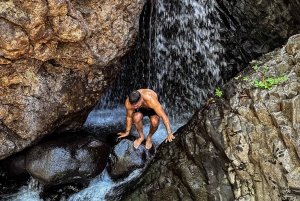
[0,0,146,160]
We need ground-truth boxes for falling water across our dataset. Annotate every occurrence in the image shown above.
[97,0,226,119]
[78,0,226,200]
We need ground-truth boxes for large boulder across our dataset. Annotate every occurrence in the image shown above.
[25,132,111,186]
[0,0,146,160]
[123,34,300,201]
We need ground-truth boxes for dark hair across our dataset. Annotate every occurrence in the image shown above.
[129,90,141,104]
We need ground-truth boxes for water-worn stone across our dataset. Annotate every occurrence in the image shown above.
[0,0,146,160]
[107,139,154,181]
[25,132,111,186]
[123,34,300,201]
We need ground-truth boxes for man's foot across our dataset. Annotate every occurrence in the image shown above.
[145,138,152,149]
[134,137,144,149]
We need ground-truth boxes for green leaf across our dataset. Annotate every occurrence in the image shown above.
[215,88,222,97]
[258,81,265,88]
[266,78,274,85]
[235,75,241,80]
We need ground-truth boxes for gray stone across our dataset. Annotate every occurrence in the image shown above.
[107,139,154,181]
[25,132,111,186]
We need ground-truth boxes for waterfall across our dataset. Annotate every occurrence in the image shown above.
[96,0,225,120]
[80,0,226,200]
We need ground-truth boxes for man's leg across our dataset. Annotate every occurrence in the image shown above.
[146,115,159,149]
[133,112,144,149]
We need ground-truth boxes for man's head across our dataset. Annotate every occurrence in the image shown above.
[129,90,141,105]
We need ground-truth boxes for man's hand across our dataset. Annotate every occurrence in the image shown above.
[165,133,175,143]
[118,131,130,138]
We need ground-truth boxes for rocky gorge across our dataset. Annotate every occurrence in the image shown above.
[1,0,300,201]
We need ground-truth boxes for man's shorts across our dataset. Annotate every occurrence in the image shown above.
[134,108,157,117]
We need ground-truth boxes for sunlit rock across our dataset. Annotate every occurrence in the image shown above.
[0,0,146,160]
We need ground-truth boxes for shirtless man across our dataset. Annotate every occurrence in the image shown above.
[118,89,175,149]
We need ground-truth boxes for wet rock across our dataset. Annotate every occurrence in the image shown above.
[122,107,234,201]
[0,151,30,182]
[25,132,111,186]
[217,0,300,80]
[107,139,154,181]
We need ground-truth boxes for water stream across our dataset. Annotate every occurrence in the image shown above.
[2,178,43,201]
[3,0,225,200]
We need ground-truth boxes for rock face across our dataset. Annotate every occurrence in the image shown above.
[217,0,300,80]
[123,34,300,201]
[25,132,111,186]
[0,0,146,160]
[1,151,30,182]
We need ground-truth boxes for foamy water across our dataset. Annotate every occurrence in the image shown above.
[1,178,43,201]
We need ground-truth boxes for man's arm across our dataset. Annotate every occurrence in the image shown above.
[150,99,175,142]
[118,100,133,138]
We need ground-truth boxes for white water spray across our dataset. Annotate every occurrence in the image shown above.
[1,177,43,201]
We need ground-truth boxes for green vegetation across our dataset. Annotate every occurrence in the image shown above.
[252,65,259,70]
[234,65,288,90]
[215,88,222,97]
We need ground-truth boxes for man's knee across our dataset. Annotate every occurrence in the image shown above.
[133,112,143,123]
[150,116,159,127]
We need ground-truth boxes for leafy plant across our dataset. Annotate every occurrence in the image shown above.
[249,65,288,90]
[235,75,242,80]
[243,77,249,81]
[215,88,222,97]
[252,65,258,70]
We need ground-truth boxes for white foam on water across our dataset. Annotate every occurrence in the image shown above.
[68,168,143,201]
[1,178,43,201]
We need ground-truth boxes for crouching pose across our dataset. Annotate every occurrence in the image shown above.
[118,89,175,149]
